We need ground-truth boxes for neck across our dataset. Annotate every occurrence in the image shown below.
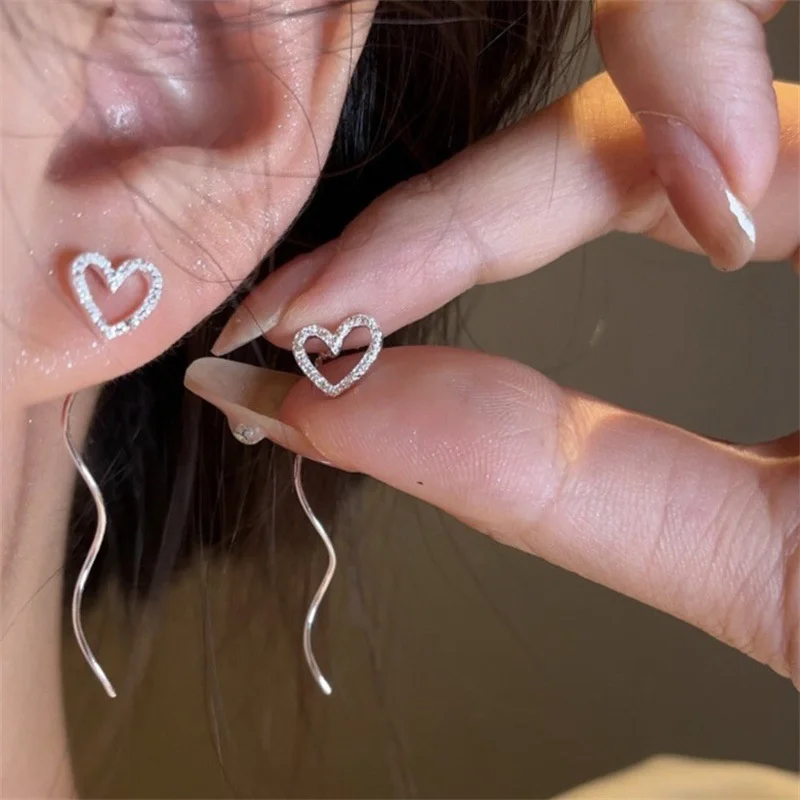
[1,393,93,797]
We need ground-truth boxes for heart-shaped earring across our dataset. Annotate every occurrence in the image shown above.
[289,313,383,697]
[64,251,164,698]
[292,313,383,397]
[70,251,164,339]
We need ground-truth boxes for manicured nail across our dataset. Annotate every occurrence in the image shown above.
[184,357,329,463]
[211,245,334,356]
[637,112,756,271]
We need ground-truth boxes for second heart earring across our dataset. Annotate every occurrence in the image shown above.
[291,313,384,695]
[292,314,383,397]
[228,313,384,696]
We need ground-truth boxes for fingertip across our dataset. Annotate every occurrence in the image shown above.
[637,112,758,271]
[184,357,330,462]
[213,245,336,354]
[210,307,274,355]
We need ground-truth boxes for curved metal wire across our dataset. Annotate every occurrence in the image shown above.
[62,393,117,699]
[64,390,336,699]
[293,454,336,696]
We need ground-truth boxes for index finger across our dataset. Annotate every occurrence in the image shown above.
[212,75,799,355]
[185,349,799,683]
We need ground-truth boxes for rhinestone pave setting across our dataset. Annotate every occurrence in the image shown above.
[292,314,383,397]
[232,423,262,445]
[70,252,164,340]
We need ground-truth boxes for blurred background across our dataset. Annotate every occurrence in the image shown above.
[65,4,799,797]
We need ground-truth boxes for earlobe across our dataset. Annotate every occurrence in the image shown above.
[11,0,377,406]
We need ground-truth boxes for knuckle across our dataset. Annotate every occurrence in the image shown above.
[713,461,800,683]
[336,171,451,253]
[654,449,799,681]
[467,365,569,542]
[387,169,452,207]
[777,468,800,684]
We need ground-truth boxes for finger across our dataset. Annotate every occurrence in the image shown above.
[647,82,800,266]
[211,76,799,356]
[186,351,800,683]
[596,0,783,270]
[183,361,326,462]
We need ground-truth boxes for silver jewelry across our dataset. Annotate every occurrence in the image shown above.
[62,393,117,698]
[65,247,381,699]
[292,314,382,397]
[70,252,163,339]
[292,314,383,695]
[64,250,163,697]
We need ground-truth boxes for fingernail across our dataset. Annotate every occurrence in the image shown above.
[184,357,329,463]
[637,112,756,271]
[211,245,334,356]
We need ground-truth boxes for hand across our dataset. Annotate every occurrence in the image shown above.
[187,8,799,685]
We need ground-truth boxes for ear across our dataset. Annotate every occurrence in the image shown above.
[5,0,377,406]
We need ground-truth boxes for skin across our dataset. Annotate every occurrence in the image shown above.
[0,0,797,796]
[1,1,377,794]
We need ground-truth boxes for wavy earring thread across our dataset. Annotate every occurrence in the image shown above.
[291,314,383,696]
[62,393,117,699]
[63,246,380,700]
[294,455,336,696]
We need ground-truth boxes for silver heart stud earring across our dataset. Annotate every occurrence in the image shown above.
[292,314,383,397]
[291,313,383,695]
[71,251,164,339]
[63,251,165,698]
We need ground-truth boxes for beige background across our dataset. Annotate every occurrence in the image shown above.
[65,7,799,798]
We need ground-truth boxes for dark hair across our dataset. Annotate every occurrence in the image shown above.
[66,0,585,770]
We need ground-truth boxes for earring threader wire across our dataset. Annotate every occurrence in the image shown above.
[62,393,117,699]
[294,454,336,696]
[63,250,164,698]
[63,240,380,702]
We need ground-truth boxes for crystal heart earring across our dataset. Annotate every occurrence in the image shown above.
[63,251,165,698]
[290,313,383,695]
[71,251,164,339]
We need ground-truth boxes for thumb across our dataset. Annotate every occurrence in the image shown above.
[595,0,784,270]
